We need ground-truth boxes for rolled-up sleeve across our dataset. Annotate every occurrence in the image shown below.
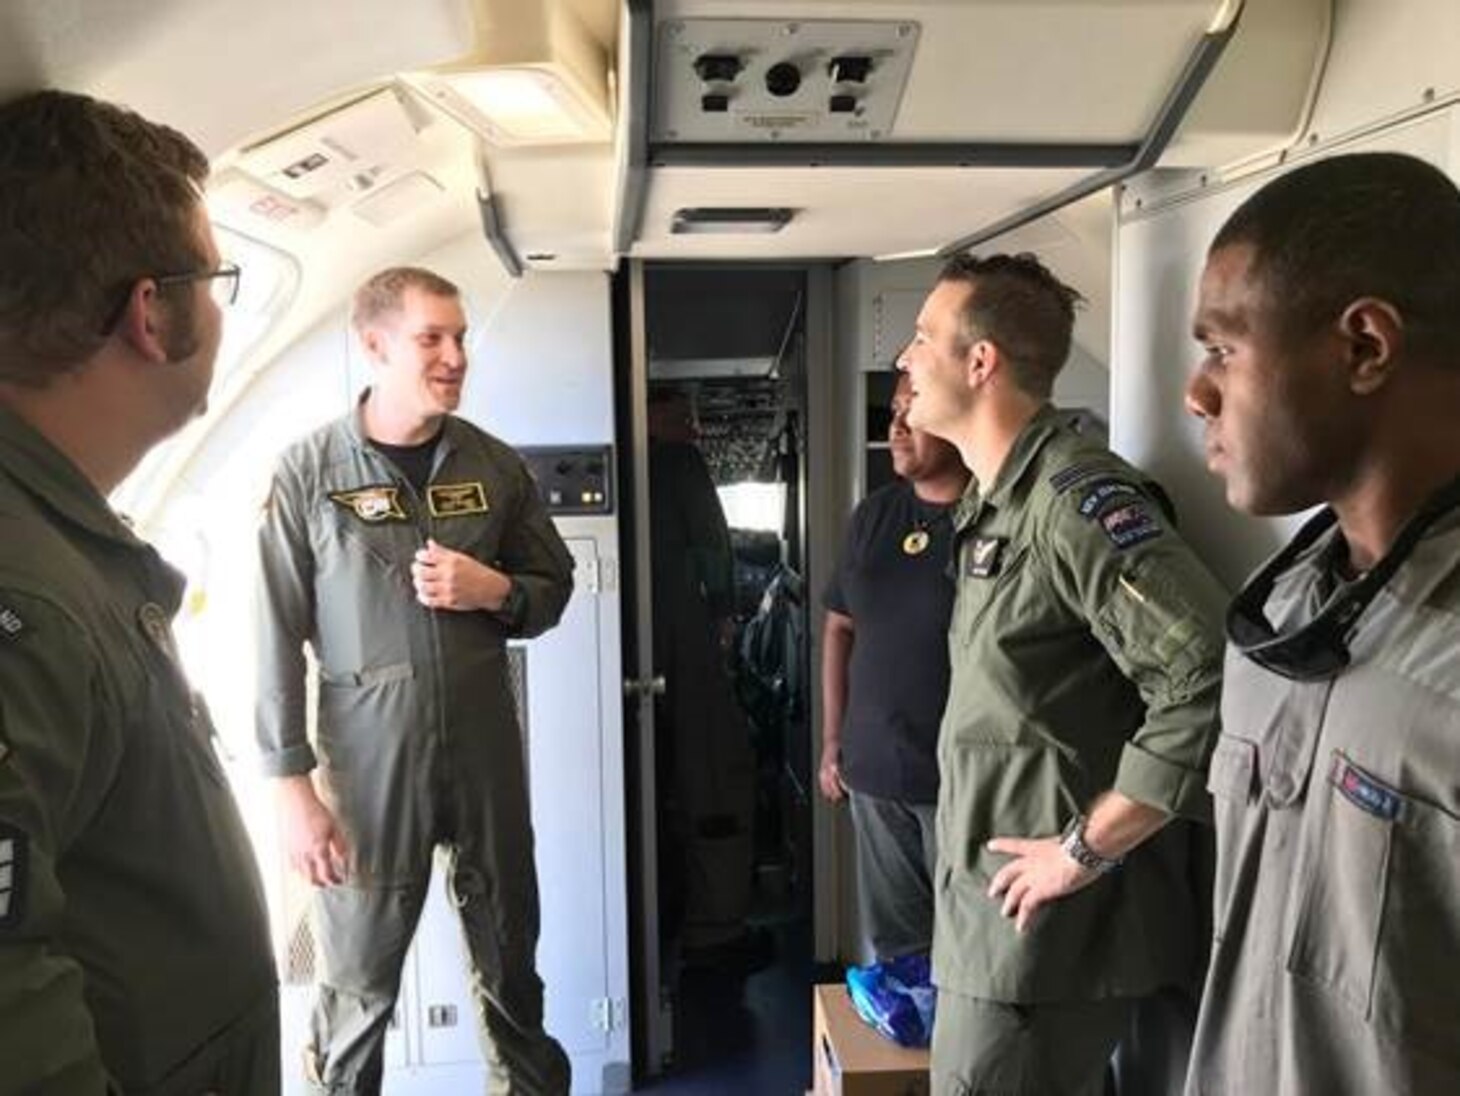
[1045,480,1228,821]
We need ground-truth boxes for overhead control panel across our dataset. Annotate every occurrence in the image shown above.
[519,445,615,515]
[653,19,920,144]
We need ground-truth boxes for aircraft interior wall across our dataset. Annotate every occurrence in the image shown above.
[1111,0,1460,590]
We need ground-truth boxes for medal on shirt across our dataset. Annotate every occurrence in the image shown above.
[902,527,930,556]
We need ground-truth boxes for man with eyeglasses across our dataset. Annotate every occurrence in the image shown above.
[1185,153,1460,1095]
[0,91,277,1093]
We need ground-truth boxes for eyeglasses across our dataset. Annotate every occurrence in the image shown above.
[101,260,242,334]
[155,260,242,306]
[1227,474,1460,681]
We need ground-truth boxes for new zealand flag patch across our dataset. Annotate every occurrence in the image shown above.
[1333,756,1402,821]
[1098,502,1163,550]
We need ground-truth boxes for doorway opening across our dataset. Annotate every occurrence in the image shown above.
[618,263,819,1092]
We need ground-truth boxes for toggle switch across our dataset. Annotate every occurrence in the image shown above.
[828,55,874,84]
[694,53,743,83]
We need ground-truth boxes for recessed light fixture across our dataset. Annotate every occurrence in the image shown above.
[404,67,611,146]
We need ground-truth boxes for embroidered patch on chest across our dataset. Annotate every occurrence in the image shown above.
[427,481,490,518]
[329,486,409,523]
[1098,502,1164,549]
[0,823,27,928]
[965,536,1006,578]
[1334,757,1402,821]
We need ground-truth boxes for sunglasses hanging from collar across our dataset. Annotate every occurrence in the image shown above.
[1227,473,1460,681]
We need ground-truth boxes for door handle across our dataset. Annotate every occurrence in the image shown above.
[622,675,666,699]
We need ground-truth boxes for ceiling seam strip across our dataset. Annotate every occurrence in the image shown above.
[612,0,655,257]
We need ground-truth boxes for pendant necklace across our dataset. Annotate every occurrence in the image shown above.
[903,500,933,556]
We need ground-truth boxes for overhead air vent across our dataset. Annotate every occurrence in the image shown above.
[670,207,795,235]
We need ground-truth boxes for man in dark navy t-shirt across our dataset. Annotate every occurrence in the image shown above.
[820,372,970,959]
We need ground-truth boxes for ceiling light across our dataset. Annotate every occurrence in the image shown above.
[404,66,610,146]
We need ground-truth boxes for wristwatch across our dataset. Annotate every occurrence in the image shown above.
[1060,815,1123,875]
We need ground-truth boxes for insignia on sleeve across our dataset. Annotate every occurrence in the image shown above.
[329,486,409,523]
[1076,479,1143,519]
[1048,463,1105,494]
[0,606,23,639]
[0,823,27,928]
[427,482,490,518]
[966,536,1006,578]
[1097,501,1164,549]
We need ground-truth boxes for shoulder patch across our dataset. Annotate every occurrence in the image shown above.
[0,822,27,928]
[1097,501,1164,550]
[329,485,409,523]
[1048,462,1106,494]
[0,605,23,640]
[1075,478,1144,520]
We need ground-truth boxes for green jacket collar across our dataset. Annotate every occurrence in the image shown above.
[979,403,1064,512]
[347,388,462,468]
[0,402,144,549]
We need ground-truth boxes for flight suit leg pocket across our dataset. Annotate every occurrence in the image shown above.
[1285,750,1391,1017]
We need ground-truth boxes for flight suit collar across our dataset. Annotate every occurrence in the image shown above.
[953,403,1063,534]
[982,403,1063,510]
[0,402,148,549]
[346,388,462,477]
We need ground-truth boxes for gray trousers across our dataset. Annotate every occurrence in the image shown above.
[931,989,1133,1096]
[849,790,938,960]
[305,810,569,1095]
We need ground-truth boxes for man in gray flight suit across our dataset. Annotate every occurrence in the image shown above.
[256,266,574,1095]
[0,91,279,1093]
[1185,153,1460,1095]
[898,253,1228,1096]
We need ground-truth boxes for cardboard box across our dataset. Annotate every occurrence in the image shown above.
[812,984,931,1096]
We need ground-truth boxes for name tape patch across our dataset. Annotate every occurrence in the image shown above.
[1334,757,1403,821]
[427,482,490,518]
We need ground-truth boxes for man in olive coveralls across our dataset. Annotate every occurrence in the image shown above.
[1185,154,1460,1095]
[898,253,1227,1095]
[256,267,573,1094]
[0,91,279,1093]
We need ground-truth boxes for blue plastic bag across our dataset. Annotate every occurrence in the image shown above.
[845,952,937,1048]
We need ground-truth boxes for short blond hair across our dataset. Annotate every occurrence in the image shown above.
[350,267,461,334]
